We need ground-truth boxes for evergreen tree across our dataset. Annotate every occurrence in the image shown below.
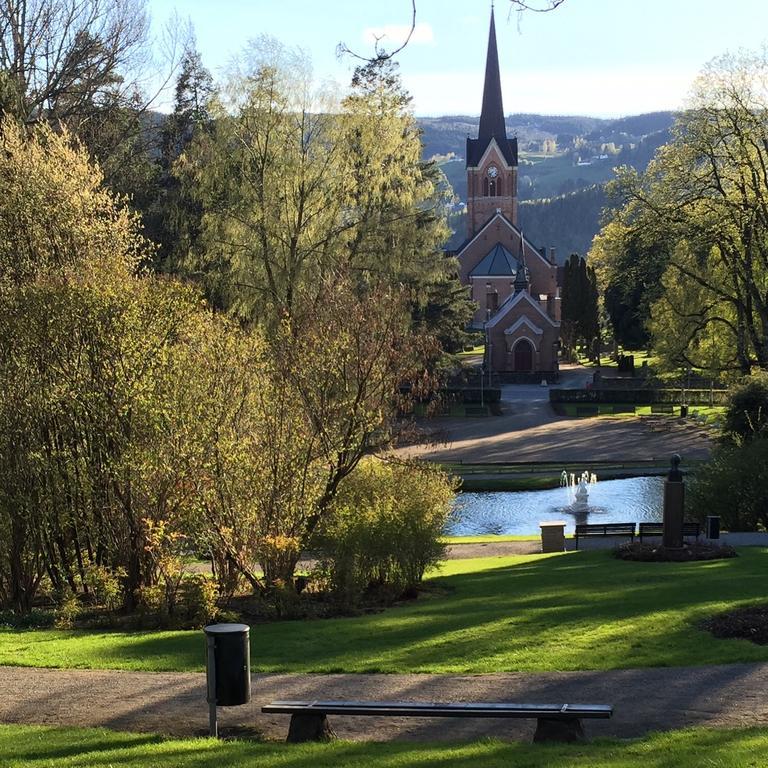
[561,253,600,359]
[156,43,216,271]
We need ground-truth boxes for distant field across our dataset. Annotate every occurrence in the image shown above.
[519,150,616,198]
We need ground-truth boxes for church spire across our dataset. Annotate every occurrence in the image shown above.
[478,8,507,145]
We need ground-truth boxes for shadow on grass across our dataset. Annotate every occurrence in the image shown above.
[3,549,768,676]
[2,724,768,768]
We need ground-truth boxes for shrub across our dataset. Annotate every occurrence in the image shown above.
[178,574,218,627]
[687,437,768,531]
[313,459,456,606]
[0,608,55,629]
[724,372,768,441]
[54,592,81,629]
[137,574,218,629]
[83,563,126,612]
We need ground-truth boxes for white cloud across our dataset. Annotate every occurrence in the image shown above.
[361,22,434,49]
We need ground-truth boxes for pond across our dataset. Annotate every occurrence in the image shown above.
[448,476,664,536]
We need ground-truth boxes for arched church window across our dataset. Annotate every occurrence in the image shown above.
[497,178,502,196]
[483,177,489,196]
[489,180,496,196]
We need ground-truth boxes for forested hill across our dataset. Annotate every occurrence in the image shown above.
[422,111,675,260]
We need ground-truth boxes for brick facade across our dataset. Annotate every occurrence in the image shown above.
[454,7,561,380]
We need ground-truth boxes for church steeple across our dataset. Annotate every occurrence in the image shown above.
[478,8,507,146]
[465,7,519,236]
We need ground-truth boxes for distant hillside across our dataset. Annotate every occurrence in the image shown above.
[419,111,675,163]
[446,185,607,261]
[519,185,608,261]
[426,112,675,258]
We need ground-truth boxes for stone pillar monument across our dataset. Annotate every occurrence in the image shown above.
[662,454,684,549]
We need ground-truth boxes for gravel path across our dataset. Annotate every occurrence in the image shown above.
[395,365,713,464]
[1,662,767,742]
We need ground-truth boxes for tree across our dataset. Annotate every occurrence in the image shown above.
[560,253,600,358]
[181,40,452,326]
[603,49,768,375]
[590,218,669,349]
[155,43,215,270]
[180,274,438,590]
[162,44,215,165]
[0,118,202,610]
[0,0,150,124]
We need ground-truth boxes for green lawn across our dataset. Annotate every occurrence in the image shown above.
[3,724,768,768]
[3,550,768,674]
[441,534,539,543]
[458,474,563,491]
[456,344,484,359]
[559,403,725,421]
[577,349,660,370]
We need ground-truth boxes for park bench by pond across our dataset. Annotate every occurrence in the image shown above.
[650,404,675,414]
[262,699,613,744]
[638,521,701,541]
[574,522,636,548]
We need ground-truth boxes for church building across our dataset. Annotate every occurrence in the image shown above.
[455,9,561,380]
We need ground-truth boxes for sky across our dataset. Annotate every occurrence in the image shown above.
[146,0,768,117]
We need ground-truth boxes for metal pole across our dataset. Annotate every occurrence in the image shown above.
[206,633,218,738]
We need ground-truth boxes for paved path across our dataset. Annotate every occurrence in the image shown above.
[397,365,712,463]
[1,662,767,742]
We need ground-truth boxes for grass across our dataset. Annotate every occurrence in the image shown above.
[3,550,768,674]
[576,349,660,370]
[3,724,768,768]
[456,344,484,359]
[459,474,563,491]
[558,403,725,421]
[441,534,539,543]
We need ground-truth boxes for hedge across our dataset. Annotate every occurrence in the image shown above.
[550,388,729,405]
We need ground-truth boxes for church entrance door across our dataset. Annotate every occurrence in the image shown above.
[513,339,534,372]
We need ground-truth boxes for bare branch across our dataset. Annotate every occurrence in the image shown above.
[336,0,417,63]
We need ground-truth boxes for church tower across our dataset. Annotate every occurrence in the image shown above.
[466,8,518,236]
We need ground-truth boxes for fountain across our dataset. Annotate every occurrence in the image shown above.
[573,473,590,512]
[448,476,664,537]
[560,470,597,512]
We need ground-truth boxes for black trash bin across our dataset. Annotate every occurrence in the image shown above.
[706,515,720,540]
[680,405,689,418]
[205,623,251,707]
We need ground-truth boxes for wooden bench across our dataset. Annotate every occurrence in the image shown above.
[575,523,636,549]
[638,522,701,541]
[575,405,599,417]
[612,405,636,414]
[650,404,674,414]
[262,699,613,744]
